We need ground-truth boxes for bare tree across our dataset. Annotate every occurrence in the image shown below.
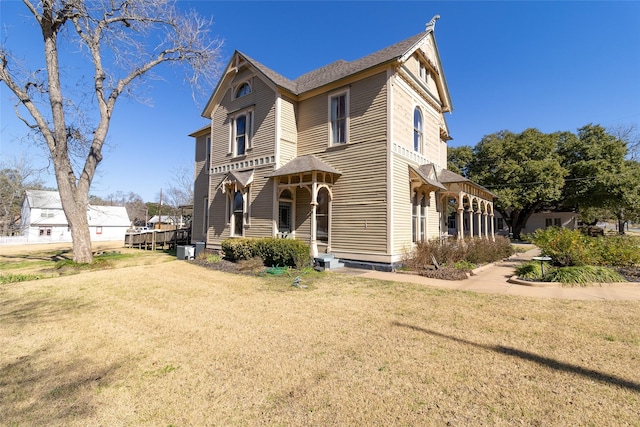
[0,156,46,236]
[0,0,221,262]
[609,123,640,161]
[165,164,194,209]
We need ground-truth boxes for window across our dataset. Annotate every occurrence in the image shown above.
[235,82,251,98]
[316,188,329,243]
[232,191,244,236]
[40,209,55,218]
[206,136,211,174]
[412,192,427,243]
[278,189,293,234]
[412,193,419,243]
[329,90,348,144]
[96,226,103,235]
[546,218,562,228]
[420,197,427,242]
[231,111,253,156]
[414,108,423,153]
[39,226,52,236]
[203,197,209,236]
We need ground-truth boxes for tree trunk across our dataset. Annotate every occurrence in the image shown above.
[617,219,626,235]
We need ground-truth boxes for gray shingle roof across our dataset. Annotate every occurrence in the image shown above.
[241,31,427,96]
[269,155,341,177]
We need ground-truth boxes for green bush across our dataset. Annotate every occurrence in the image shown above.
[529,228,640,267]
[221,237,310,268]
[254,238,311,268]
[221,238,257,261]
[528,227,591,266]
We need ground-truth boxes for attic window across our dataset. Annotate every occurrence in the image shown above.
[419,63,429,84]
[235,82,251,98]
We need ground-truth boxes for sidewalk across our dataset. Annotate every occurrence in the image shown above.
[336,249,640,301]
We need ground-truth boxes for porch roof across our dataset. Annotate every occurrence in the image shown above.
[269,155,341,177]
[409,164,447,191]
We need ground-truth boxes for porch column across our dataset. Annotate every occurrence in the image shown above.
[483,212,489,240]
[310,179,318,258]
[490,213,495,241]
[476,210,482,238]
[468,208,474,238]
[457,208,464,240]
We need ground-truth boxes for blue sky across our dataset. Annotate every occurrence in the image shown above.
[1,1,639,203]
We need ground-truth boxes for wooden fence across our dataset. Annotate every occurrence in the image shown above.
[124,228,191,250]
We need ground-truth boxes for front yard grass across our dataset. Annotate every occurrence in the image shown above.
[1,245,639,426]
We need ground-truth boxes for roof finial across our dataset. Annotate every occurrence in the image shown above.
[426,15,440,32]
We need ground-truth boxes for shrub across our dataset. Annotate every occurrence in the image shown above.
[254,238,311,268]
[221,238,257,261]
[528,227,590,266]
[221,237,311,268]
[403,236,513,271]
[529,228,640,268]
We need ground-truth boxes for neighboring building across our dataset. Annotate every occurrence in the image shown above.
[20,190,130,243]
[493,211,578,236]
[191,18,495,268]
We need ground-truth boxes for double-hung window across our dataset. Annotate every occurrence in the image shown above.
[414,107,423,153]
[231,110,253,156]
[329,89,349,145]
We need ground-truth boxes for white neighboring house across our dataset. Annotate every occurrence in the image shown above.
[20,190,131,243]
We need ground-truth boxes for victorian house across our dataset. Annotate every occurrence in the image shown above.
[191,17,495,269]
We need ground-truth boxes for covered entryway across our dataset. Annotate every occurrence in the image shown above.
[269,155,341,257]
[437,169,495,241]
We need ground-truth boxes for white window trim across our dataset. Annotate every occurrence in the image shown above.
[414,106,423,154]
[227,186,251,237]
[327,88,350,146]
[206,136,211,175]
[229,108,254,157]
[233,80,252,100]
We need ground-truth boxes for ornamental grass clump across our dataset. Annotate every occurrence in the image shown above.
[545,266,625,286]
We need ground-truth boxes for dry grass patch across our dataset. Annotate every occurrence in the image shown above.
[1,248,639,426]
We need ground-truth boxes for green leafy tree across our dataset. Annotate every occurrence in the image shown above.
[0,0,221,262]
[468,129,568,239]
[447,145,473,177]
[558,124,638,233]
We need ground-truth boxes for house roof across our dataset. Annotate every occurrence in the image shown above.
[269,155,341,177]
[238,31,427,96]
[437,169,496,197]
[23,191,130,227]
[24,190,63,209]
[200,19,450,120]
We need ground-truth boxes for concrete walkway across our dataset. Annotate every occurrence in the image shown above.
[336,249,640,301]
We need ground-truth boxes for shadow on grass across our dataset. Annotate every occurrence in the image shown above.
[393,321,640,393]
[0,344,122,425]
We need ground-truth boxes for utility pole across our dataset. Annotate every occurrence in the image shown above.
[158,188,162,230]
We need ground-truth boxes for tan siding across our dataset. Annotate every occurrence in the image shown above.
[294,187,312,243]
[392,154,413,255]
[349,72,387,144]
[245,166,275,238]
[207,172,231,246]
[298,72,387,155]
[426,192,440,240]
[210,72,276,166]
[321,140,388,254]
[279,96,298,165]
[192,134,209,243]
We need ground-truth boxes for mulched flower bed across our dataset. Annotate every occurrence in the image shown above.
[616,267,640,282]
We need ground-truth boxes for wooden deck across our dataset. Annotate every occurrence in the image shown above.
[124,228,191,250]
